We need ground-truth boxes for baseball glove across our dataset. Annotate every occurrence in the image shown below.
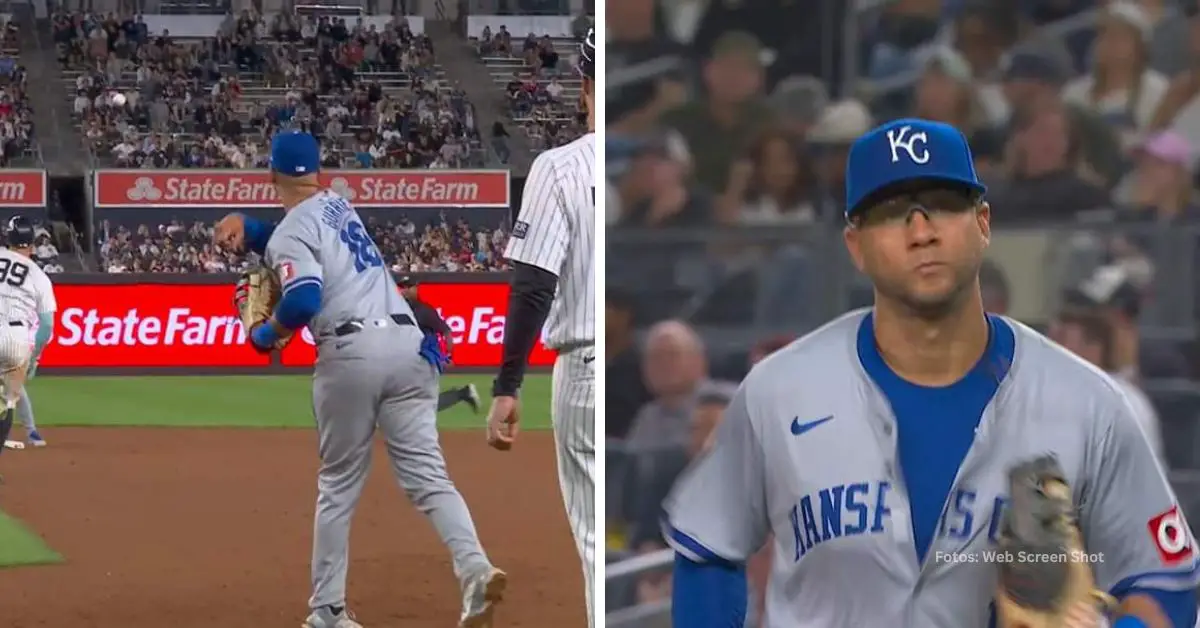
[233,265,290,350]
[994,455,1115,628]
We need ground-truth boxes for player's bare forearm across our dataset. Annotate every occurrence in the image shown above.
[493,261,556,397]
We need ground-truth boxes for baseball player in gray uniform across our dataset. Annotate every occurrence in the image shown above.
[665,119,1199,628]
[214,131,506,628]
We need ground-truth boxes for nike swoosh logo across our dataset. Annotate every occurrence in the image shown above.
[582,355,595,364]
[791,415,834,436]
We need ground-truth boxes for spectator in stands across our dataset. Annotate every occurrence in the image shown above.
[1062,2,1169,145]
[766,75,827,137]
[607,287,649,441]
[1115,130,1200,222]
[610,137,713,228]
[1049,307,1166,463]
[625,320,709,449]
[864,0,942,81]
[986,101,1113,223]
[721,128,817,225]
[952,2,1022,127]
[69,8,480,169]
[1149,4,1200,154]
[807,100,872,213]
[994,49,1125,187]
[661,31,774,194]
[911,47,1001,166]
[99,212,509,273]
[1065,264,1190,380]
[534,35,560,74]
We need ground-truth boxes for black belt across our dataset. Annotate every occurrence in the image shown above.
[7,321,22,327]
[333,314,415,337]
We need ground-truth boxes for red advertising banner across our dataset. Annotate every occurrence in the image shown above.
[279,283,555,367]
[41,282,555,368]
[0,170,47,207]
[93,169,510,208]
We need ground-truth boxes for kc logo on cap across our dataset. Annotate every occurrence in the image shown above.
[844,118,987,218]
[886,125,931,165]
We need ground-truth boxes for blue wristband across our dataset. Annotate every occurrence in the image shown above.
[1113,617,1148,628]
[251,322,281,349]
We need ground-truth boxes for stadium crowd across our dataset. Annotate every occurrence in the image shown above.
[475,23,589,152]
[606,0,1200,623]
[0,17,37,166]
[58,9,484,169]
[95,211,511,273]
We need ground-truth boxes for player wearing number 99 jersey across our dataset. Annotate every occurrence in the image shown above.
[0,216,55,465]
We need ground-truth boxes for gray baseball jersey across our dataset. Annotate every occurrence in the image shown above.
[264,189,492,613]
[265,189,413,337]
[665,309,1199,628]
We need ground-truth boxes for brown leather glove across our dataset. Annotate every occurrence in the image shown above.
[233,266,290,351]
[994,455,1115,628]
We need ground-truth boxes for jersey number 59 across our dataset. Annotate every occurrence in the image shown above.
[0,258,30,287]
[339,220,383,273]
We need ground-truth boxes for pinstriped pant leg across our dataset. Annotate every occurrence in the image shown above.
[551,350,596,628]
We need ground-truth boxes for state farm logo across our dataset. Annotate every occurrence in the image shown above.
[329,177,356,200]
[56,306,249,347]
[94,170,511,207]
[126,177,164,201]
[0,170,47,207]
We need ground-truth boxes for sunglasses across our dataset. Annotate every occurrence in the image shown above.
[851,186,980,228]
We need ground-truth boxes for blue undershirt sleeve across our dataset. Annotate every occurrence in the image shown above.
[672,554,748,628]
[1122,587,1196,628]
[274,282,321,330]
[242,215,275,255]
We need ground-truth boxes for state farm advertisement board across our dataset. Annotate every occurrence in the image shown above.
[0,170,47,207]
[40,282,554,368]
[278,283,556,367]
[93,169,510,208]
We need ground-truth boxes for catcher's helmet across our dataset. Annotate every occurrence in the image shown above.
[6,215,34,247]
[578,27,595,79]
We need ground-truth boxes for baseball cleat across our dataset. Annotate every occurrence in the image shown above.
[302,606,362,628]
[27,430,45,447]
[459,567,507,627]
[464,384,481,414]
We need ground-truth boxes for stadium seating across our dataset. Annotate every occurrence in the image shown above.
[95,207,511,273]
[60,10,485,168]
[0,15,37,167]
[472,26,585,152]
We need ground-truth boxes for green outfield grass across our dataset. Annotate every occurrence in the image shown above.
[0,373,551,568]
[21,373,552,430]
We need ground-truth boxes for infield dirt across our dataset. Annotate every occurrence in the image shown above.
[0,427,583,627]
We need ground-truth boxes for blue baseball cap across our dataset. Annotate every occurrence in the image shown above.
[844,118,986,218]
[270,130,321,176]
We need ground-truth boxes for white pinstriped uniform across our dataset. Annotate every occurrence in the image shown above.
[0,249,54,374]
[503,131,596,626]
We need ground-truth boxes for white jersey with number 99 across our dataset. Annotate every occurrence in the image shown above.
[0,248,55,370]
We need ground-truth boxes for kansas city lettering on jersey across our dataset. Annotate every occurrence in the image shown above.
[789,483,1009,560]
